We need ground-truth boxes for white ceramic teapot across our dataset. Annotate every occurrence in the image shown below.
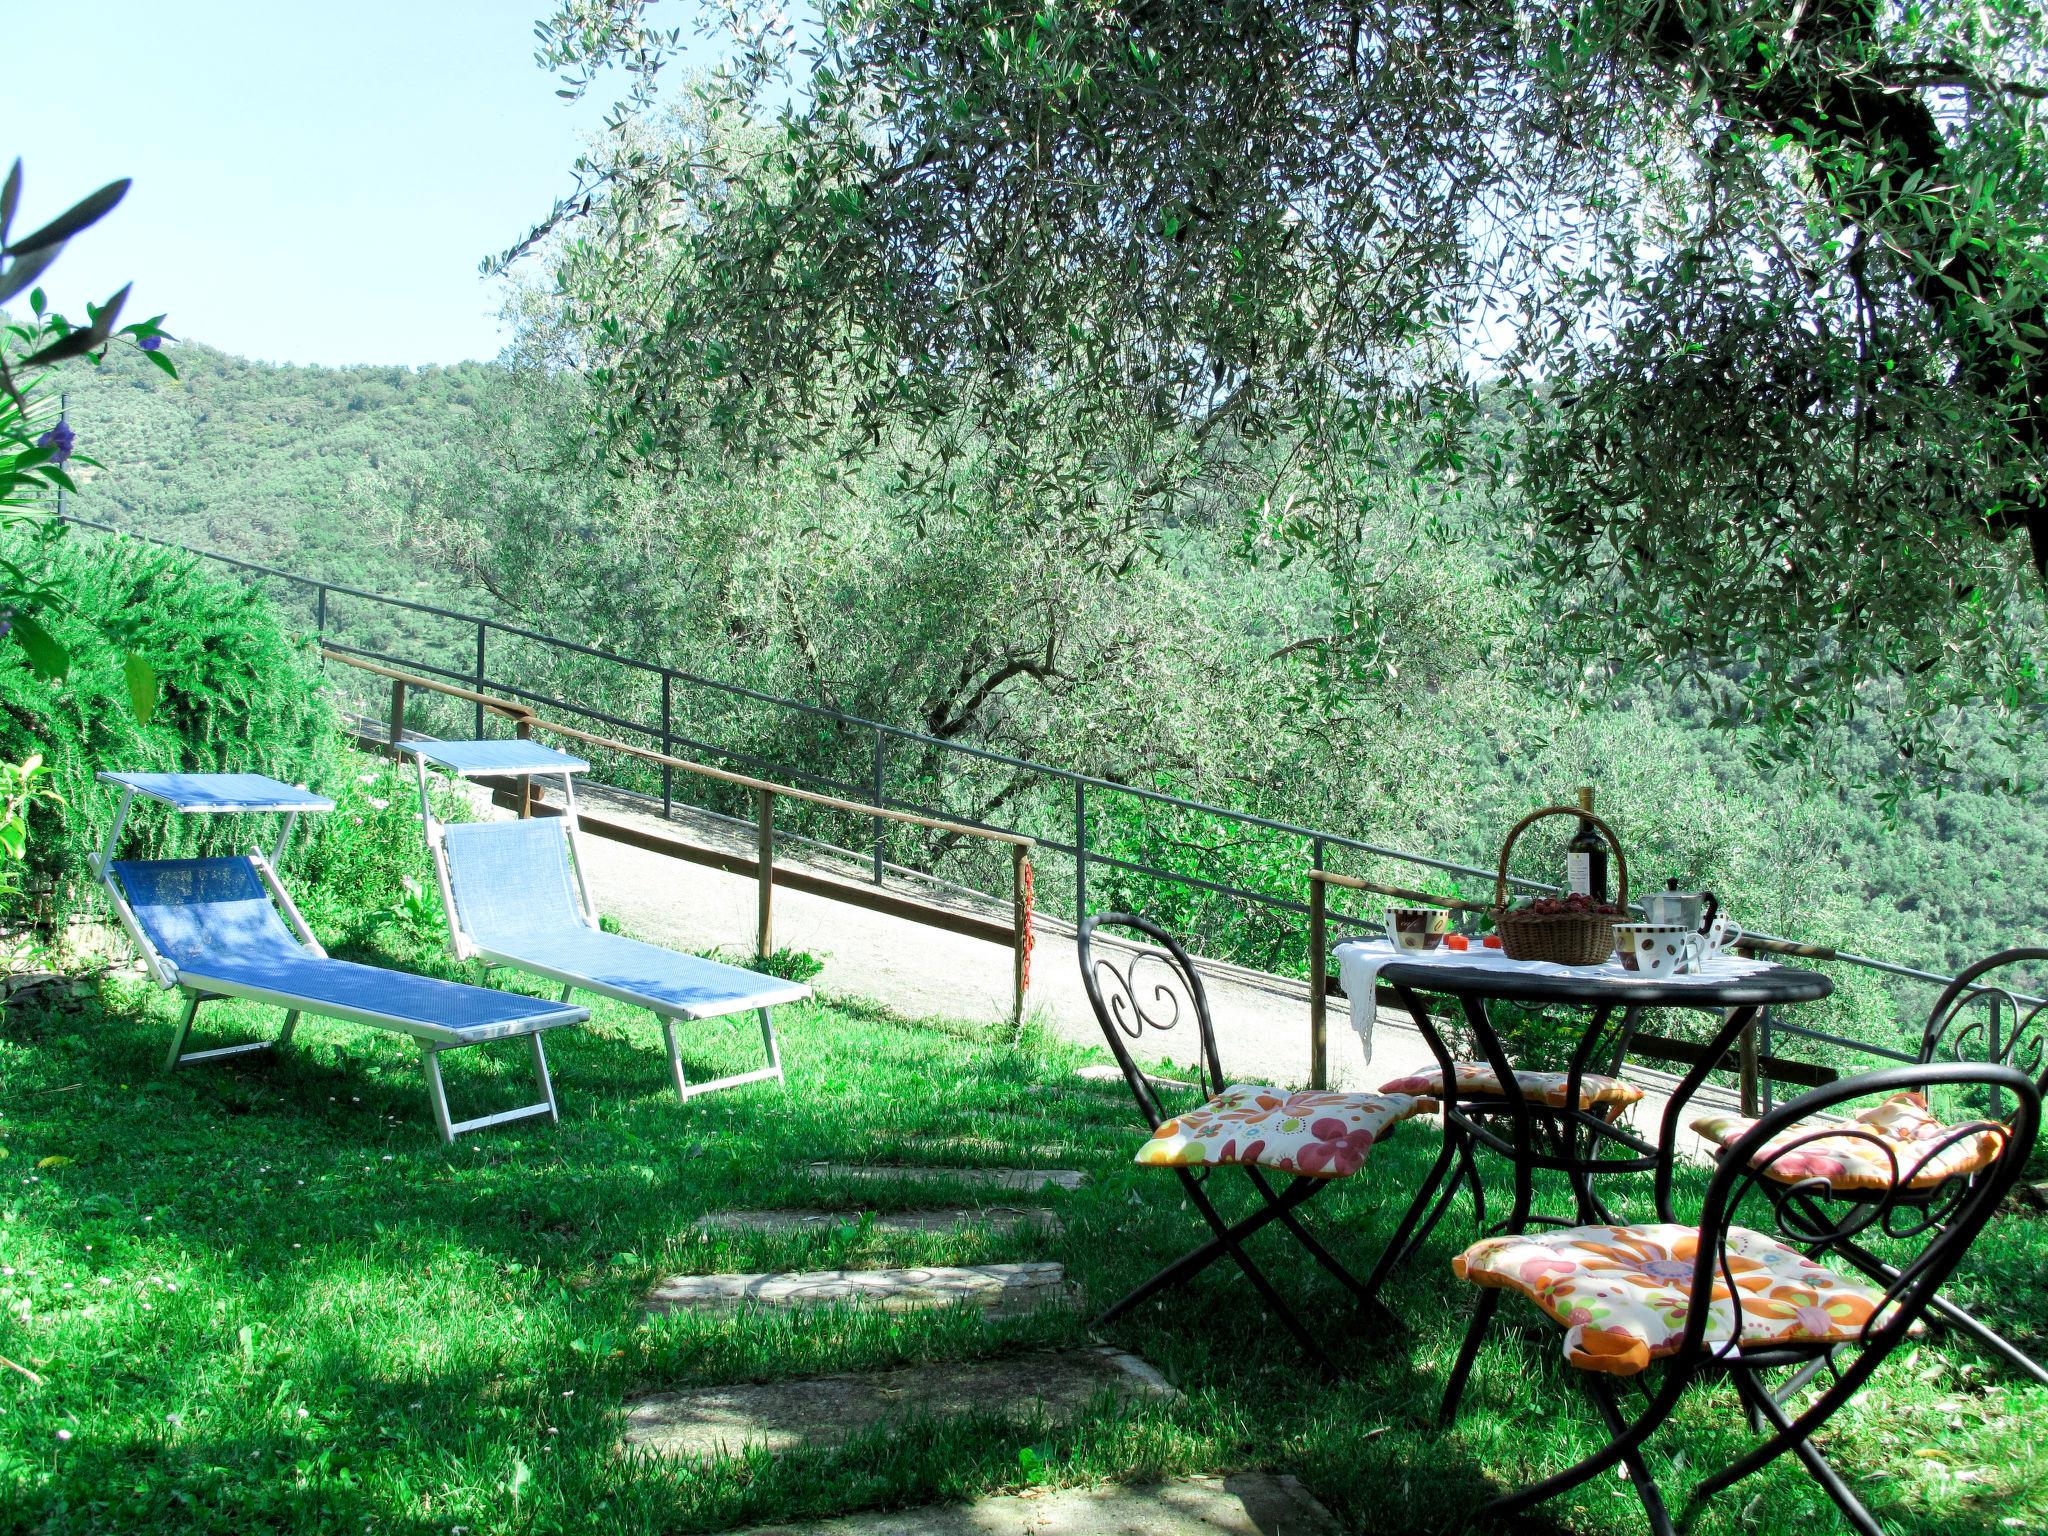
[1643,879,1741,958]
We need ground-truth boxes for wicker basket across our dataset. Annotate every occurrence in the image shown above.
[1490,805,1630,966]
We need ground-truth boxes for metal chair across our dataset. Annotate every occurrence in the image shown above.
[1452,1062,2039,1536]
[1691,947,2048,1384]
[1078,913,1435,1372]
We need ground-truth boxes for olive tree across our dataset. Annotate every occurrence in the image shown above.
[504,1,2048,776]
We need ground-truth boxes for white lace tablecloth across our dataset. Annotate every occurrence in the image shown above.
[1331,938,1772,1064]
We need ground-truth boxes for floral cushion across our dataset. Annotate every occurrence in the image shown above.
[1135,1084,1424,1179]
[1690,1092,2007,1193]
[1379,1062,1645,1112]
[1454,1223,1902,1376]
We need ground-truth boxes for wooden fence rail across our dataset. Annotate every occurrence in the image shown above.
[323,648,1037,1025]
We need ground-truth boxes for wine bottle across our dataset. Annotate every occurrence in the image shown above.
[1567,784,1608,902]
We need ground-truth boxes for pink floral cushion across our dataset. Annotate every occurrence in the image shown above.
[1690,1092,2007,1193]
[1380,1062,1644,1112]
[1135,1084,1424,1179]
[1454,1223,1902,1377]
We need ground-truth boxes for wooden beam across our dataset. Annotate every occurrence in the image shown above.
[485,787,1019,949]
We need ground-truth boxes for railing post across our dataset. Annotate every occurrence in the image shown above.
[1309,841,1328,1090]
[315,585,327,635]
[1074,778,1087,920]
[661,672,674,819]
[756,788,775,960]
[871,729,887,886]
[1738,1012,1760,1117]
[1758,1005,1775,1114]
[473,623,487,738]
[387,678,407,760]
[516,717,534,818]
[1011,844,1033,1029]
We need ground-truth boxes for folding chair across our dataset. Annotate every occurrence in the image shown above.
[1078,912,1433,1372]
[401,739,808,1103]
[1451,1063,2038,1536]
[1689,945,2048,1384]
[92,772,588,1143]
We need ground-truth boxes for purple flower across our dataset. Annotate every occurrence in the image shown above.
[139,335,162,352]
[35,420,74,465]
[0,610,11,641]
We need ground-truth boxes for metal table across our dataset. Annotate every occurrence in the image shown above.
[1377,958,1834,1234]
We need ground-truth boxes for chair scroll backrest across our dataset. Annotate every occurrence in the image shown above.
[1076,913,1225,1130]
[1680,1063,2038,1372]
[1921,947,2048,1097]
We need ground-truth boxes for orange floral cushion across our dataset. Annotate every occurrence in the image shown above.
[1690,1093,2007,1193]
[1380,1062,1644,1112]
[1454,1223,1903,1376]
[1135,1084,1424,1179]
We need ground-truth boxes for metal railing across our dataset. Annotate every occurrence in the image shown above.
[62,514,2022,1102]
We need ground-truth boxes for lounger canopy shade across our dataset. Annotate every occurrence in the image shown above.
[399,740,590,778]
[97,772,335,814]
[436,816,804,1101]
[112,857,587,1045]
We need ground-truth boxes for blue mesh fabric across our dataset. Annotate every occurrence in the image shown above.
[441,821,808,1019]
[401,740,590,777]
[102,772,333,813]
[111,857,583,1036]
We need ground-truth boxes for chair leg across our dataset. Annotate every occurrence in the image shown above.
[1402,1128,1475,1264]
[163,995,202,1072]
[1474,1362,1692,1526]
[1835,1237,2048,1386]
[1711,1369,1887,1536]
[421,1038,562,1144]
[528,1033,559,1125]
[423,1048,455,1145]
[1438,1287,1500,1427]
[1362,1122,1461,1295]
[278,1009,299,1048]
[1099,1176,1335,1371]
[1684,1344,1890,1518]
[661,1011,784,1104]
[1244,1168,1378,1308]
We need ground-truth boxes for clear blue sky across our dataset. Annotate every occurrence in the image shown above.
[10,1,639,367]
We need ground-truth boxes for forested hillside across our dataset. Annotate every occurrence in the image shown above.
[50,340,488,601]
[43,330,2048,1034]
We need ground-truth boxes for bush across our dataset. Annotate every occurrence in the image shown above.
[0,530,337,928]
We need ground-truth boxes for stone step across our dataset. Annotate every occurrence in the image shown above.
[805,1162,1087,1193]
[693,1207,1063,1237]
[722,1473,1338,1536]
[645,1262,1070,1318]
[622,1346,1172,1460]
[1073,1063,1197,1093]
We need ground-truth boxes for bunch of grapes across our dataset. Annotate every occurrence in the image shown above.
[1516,894,1624,918]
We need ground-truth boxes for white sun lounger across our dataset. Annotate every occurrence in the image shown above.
[401,739,809,1102]
[92,771,588,1142]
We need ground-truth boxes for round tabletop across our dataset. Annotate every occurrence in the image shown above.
[1375,959,1833,1009]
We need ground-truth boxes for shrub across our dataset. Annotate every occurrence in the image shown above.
[0,530,336,928]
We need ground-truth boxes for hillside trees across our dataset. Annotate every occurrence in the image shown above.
[513,0,2048,778]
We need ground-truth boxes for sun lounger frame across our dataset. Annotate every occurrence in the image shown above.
[92,772,583,1142]
[402,740,806,1104]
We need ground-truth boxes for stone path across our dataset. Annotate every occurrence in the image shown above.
[645,1263,1071,1318]
[622,1346,1172,1460]
[804,1163,1087,1193]
[693,1206,1062,1237]
[724,1474,1340,1536]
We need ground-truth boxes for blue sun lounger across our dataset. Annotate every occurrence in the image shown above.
[92,771,588,1142]
[401,739,809,1103]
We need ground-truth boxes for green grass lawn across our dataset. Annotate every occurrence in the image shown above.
[2,922,2045,1535]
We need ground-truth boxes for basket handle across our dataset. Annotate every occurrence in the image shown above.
[1493,804,1629,913]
